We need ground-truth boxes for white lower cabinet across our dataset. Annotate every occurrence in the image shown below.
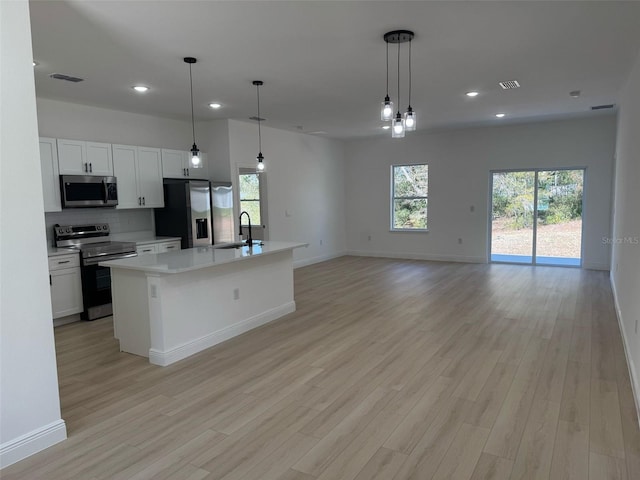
[137,244,158,255]
[49,254,83,319]
[136,240,182,256]
[157,240,181,252]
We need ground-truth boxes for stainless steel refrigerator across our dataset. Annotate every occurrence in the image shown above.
[211,182,235,244]
[155,179,213,249]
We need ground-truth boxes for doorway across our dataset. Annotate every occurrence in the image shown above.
[490,169,584,266]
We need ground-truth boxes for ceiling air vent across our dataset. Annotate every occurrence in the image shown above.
[499,80,520,90]
[249,116,266,122]
[49,73,84,83]
[591,104,615,111]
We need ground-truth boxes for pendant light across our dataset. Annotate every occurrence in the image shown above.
[404,37,416,131]
[253,80,265,172]
[184,57,201,168]
[381,30,415,138]
[380,41,394,121]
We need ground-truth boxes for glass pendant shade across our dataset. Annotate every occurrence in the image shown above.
[392,113,405,138]
[404,106,417,131]
[190,143,201,167]
[381,96,394,121]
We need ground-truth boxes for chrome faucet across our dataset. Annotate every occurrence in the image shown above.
[239,211,253,245]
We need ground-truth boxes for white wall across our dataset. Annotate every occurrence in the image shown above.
[344,116,616,269]
[37,97,192,149]
[201,119,231,182]
[0,0,67,467]
[226,120,347,266]
[611,48,640,412]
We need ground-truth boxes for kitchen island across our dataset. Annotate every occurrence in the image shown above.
[100,241,307,366]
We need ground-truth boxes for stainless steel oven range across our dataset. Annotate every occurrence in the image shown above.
[54,223,136,320]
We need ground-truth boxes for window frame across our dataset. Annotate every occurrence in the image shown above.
[390,163,429,232]
[238,168,265,229]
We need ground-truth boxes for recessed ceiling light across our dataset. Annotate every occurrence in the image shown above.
[495,113,506,118]
[209,102,222,109]
[382,125,391,130]
[570,90,581,98]
[466,91,479,97]
[132,85,149,93]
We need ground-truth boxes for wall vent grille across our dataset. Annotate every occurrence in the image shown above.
[499,80,520,90]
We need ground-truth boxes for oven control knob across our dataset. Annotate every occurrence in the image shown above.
[96,225,101,231]
[103,224,108,231]
[66,227,71,233]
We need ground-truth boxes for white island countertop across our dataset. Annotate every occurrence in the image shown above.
[100,241,308,274]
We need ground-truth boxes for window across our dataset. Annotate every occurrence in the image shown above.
[391,164,428,230]
[239,170,262,225]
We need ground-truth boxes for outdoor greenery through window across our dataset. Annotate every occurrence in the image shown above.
[392,164,429,230]
[239,172,262,225]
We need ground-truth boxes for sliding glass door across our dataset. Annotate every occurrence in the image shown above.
[490,169,584,266]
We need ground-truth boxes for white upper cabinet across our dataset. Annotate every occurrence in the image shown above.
[161,149,186,178]
[112,144,164,209]
[161,148,209,179]
[57,139,113,176]
[112,144,139,209]
[39,137,62,212]
[86,142,114,175]
[137,147,164,208]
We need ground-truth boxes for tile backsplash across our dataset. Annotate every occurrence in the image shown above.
[45,209,153,245]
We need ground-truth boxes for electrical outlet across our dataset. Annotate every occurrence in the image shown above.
[319,239,323,245]
[470,205,475,213]
[233,288,240,300]
[458,238,463,244]
[150,285,157,298]
[368,235,372,241]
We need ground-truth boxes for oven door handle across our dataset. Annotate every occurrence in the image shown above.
[83,252,137,266]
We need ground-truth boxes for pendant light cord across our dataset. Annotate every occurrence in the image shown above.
[408,38,412,106]
[386,41,389,96]
[397,41,401,112]
[256,83,262,152]
[189,63,196,144]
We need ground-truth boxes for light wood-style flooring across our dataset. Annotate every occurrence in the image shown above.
[4,256,640,479]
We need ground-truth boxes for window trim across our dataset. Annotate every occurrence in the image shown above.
[390,163,429,232]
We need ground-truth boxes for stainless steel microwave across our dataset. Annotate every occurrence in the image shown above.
[60,175,118,208]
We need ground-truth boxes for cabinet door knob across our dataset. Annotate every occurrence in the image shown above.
[84,162,88,172]
[89,162,93,173]
[142,197,146,206]
[138,197,141,205]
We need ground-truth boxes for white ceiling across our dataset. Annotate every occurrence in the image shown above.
[29,1,640,139]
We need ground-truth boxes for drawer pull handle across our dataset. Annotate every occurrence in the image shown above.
[58,260,71,264]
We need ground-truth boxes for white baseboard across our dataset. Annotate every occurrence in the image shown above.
[346,250,486,264]
[294,251,347,269]
[0,419,67,469]
[610,275,640,427]
[149,301,296,366]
